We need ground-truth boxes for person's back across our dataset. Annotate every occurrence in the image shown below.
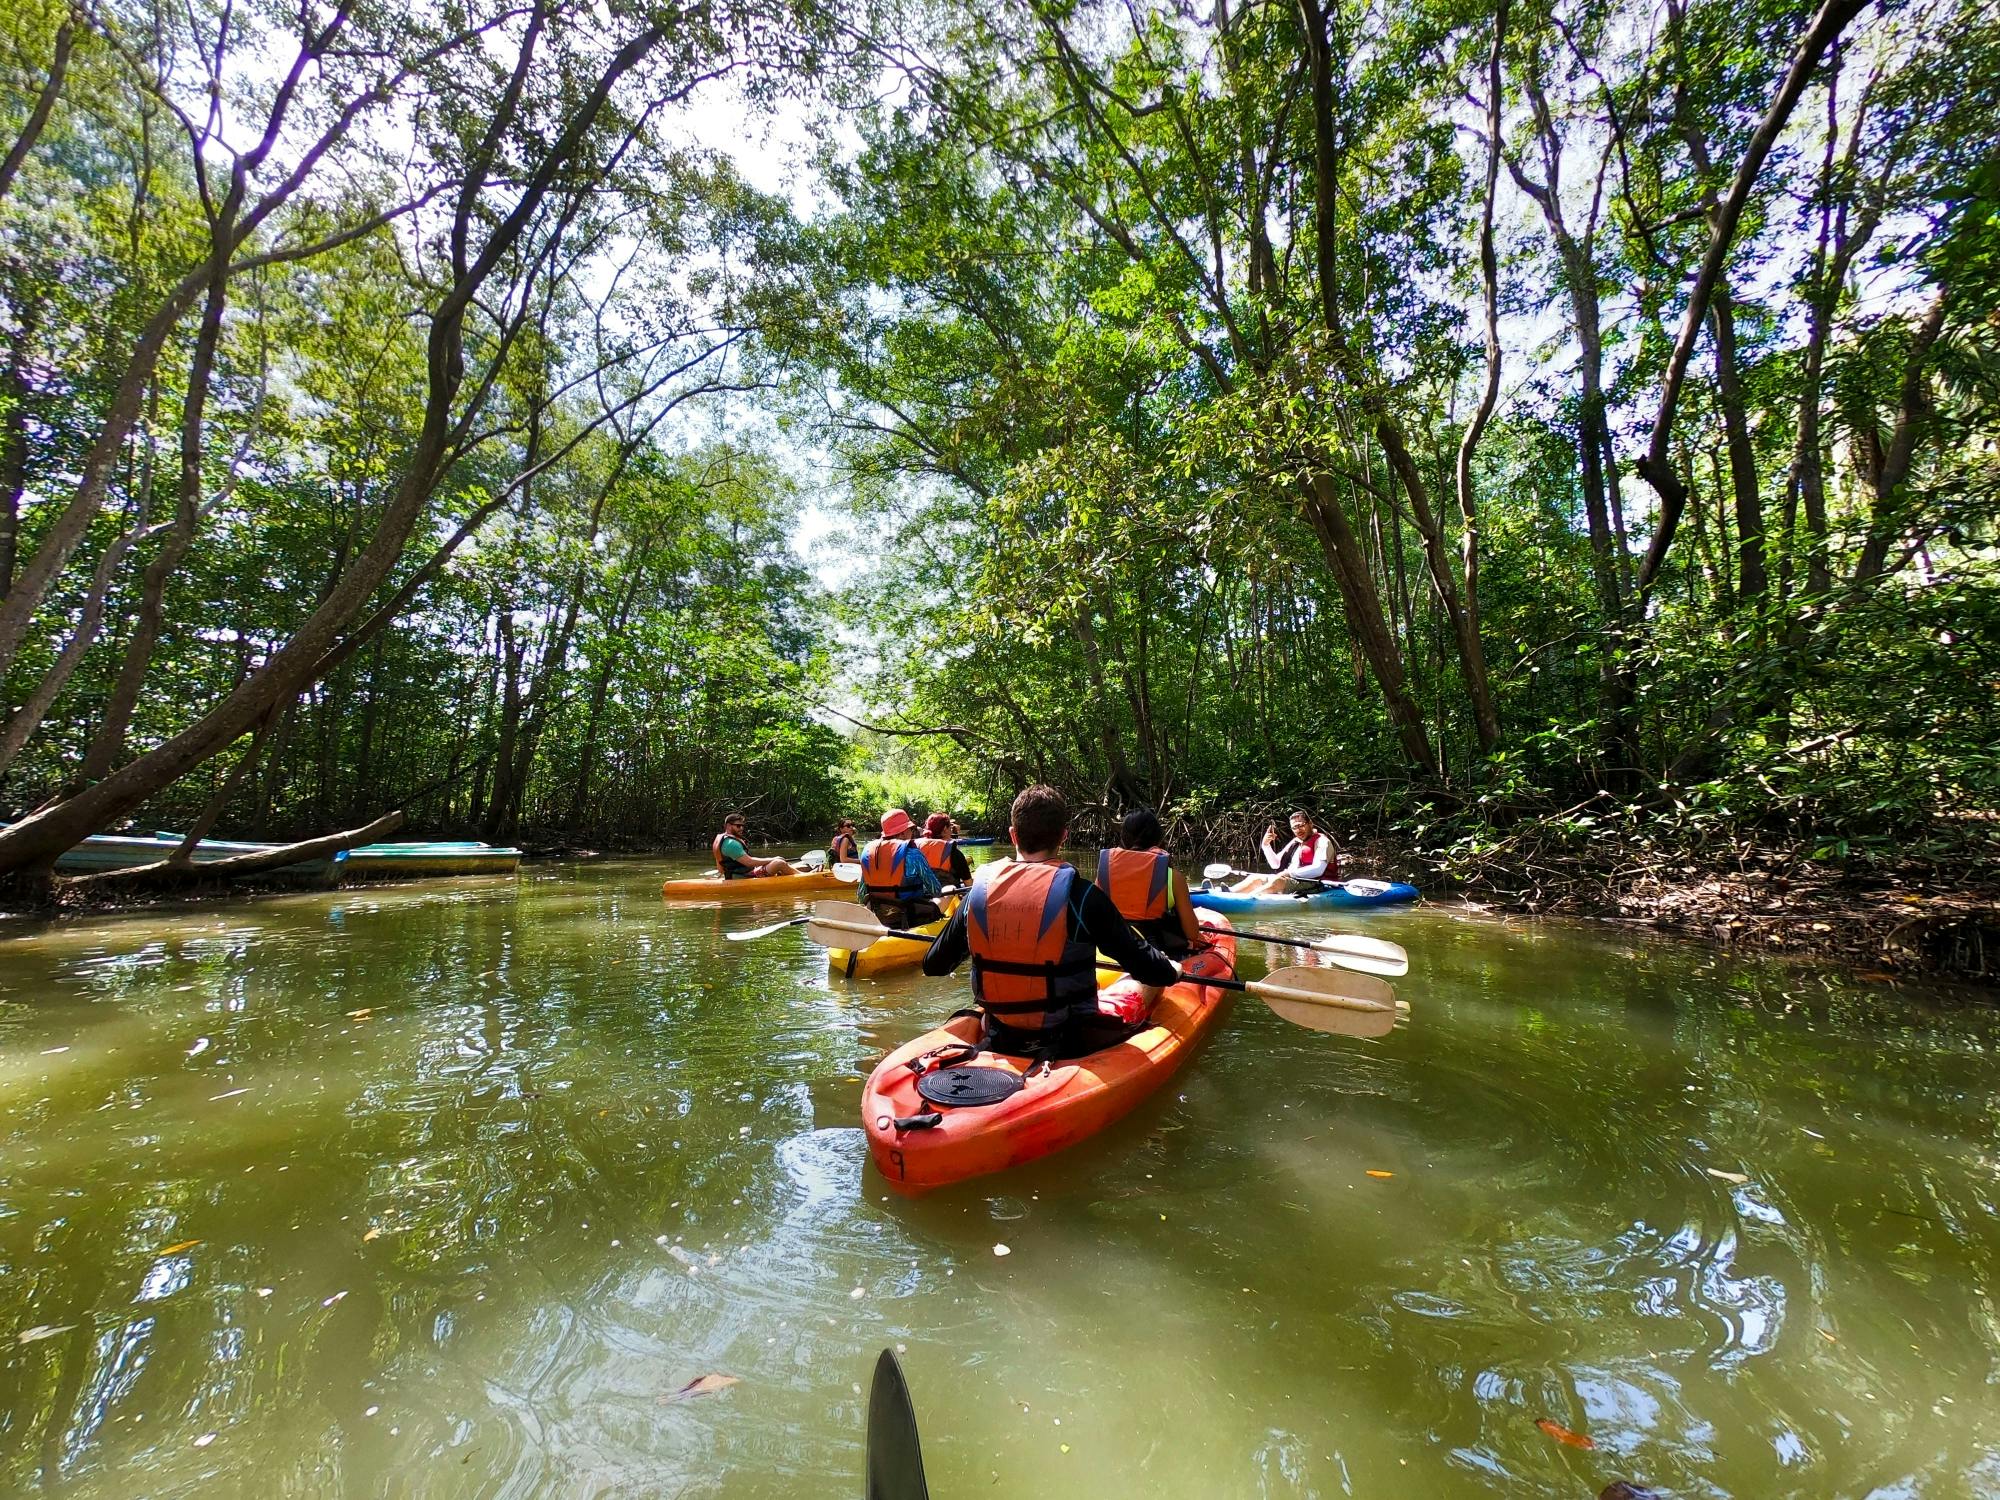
[1098,806,1205,957]
[916,813,972,884]
[858,808,943,925]
[923,785,1178,1058]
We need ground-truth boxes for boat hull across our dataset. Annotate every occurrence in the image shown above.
[862,916,1239,1192]
[1190,879,1419,914]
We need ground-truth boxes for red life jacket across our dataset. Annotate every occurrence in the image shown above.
[966,860,1099,1034]
[1271,833,1336,881]
[713,833,753,878]
[1096,847,1171,922]
[829,833,859,863]
[861,838,921,899]
[912,837,953,876]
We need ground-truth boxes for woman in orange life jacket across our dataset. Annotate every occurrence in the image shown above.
[1097,806,1205,958]
[1226,809,1339,895]
[858,808,946,926]
[711,812,799,880]
[922,784,1179,1059]
[828,819,860,865]
[915,812,973,885]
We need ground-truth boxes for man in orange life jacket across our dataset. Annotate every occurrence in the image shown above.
[712,812,798,880]
[923,785,1178,1058]
[858,808,946,925]
[916,812,972,885]
[1098,806,1206,957]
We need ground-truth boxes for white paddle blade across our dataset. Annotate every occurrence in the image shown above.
[725,916,804,942]
[805,899,889,951]
[832,862,863,882]
[798,849,828,869]
[1311,934,1410,978]
[1252,965,1399,1038]
[1202,862,1237,881]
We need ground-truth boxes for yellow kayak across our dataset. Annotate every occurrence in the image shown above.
[828,895,961,978]
[660,869,851,901]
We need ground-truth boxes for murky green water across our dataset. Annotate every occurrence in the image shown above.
[1,858,1996,1498]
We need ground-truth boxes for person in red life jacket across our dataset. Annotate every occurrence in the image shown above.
[914,812,972,885]
[858,808,945,925]
[1097,806,1205,957]
[712,812,798,880]
[1227,809,1339,895]
[829,819,860,865]
[923,784,1178,1058]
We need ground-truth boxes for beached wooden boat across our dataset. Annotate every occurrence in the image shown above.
[37,831,520,882]
[47,831,339,881]
[339,841,523,879]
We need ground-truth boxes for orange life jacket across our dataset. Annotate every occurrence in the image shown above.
[861,838,923,900]
[830,832,859,863]
[1096,846,1171,922]
[966,860,1098,1033]
[913,837,954,876]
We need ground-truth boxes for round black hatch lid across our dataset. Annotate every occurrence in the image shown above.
[915,1066,1024,1108]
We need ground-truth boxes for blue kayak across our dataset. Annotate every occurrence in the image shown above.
[1191,878,1420,914]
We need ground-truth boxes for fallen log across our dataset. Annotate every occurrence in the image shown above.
[66,809,406,891]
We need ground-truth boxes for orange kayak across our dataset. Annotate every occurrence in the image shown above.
[659,869,850,901]
[862,915,1238,1191]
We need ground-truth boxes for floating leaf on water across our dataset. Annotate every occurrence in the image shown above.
[1059,1444,1070,1454]
[993,1244,1011,1257]
[1705,1168,1750,1185]
[849,1286,865,1300]
[1366,1170,1394,1179]
[1535,1418,1596,1450]
[157,1240,202,1255]
[1818,1328,1837,1344]
[18,1324,75,1344]
[664,1373,740,1402]
[362,1228,381,1242]
[346,1008,372,1019]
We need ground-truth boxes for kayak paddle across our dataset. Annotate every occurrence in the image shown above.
[724,884,968,942]
[865,1348,930,1500]
[1201,922,1409,978]
[805,901,1400,1038]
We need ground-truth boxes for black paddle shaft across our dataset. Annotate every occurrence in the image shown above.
[866,1349,931,1500]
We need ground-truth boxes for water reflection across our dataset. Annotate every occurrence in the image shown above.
[0,861,1996,1496]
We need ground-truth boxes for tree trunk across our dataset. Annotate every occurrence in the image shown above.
[1708,283,1766,607]
[1300,472,1438,774]
[1633,0,1871,598]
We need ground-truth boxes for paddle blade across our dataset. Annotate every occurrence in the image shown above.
[1253,964,1399,1038]
[725,915,806,942]
[866,1349,930,1500]
[806,899,889,951]
[1202,861,1237,881]
[832,862,863,883]
[1310,933,1410,978]
[798,849,828,869]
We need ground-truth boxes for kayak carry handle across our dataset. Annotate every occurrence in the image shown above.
[890,1112,944,1132]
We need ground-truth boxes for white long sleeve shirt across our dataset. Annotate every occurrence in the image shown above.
[1262,832,1333,881]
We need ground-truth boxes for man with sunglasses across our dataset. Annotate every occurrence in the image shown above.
[712,812,799,880]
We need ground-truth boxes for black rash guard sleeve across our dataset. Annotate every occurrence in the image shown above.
[948,845,973,883]
[1074,880,1177,986]
[921,900,971,977]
